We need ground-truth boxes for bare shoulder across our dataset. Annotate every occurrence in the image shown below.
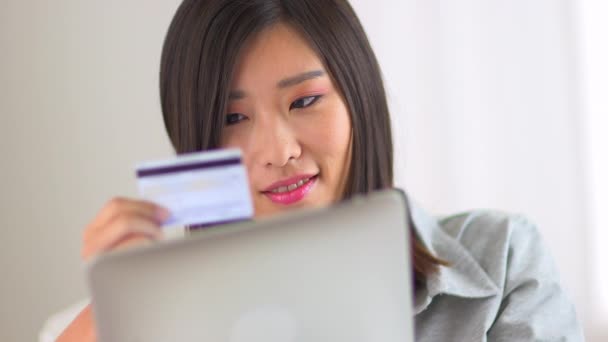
[39,299,89,342]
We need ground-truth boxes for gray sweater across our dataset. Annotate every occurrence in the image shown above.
[411,202,584,341]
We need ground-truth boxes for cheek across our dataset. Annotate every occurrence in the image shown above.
[220,128,245,149]
[220,128,256,165]
[298,101,352,164]
[219,129,258,188]
[296,100,351,202]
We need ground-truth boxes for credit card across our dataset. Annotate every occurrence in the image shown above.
[135,149,253,228]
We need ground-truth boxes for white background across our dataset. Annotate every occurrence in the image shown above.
[0,0,605,340]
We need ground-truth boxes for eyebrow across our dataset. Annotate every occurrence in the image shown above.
[228,70,325,101]
[277,69,325,88]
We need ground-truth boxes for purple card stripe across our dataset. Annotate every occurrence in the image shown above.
[137,157,241,178]
[186,217,251,231]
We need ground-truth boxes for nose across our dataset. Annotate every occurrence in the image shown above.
[250,114,302,168]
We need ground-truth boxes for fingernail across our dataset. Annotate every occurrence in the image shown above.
[156,206,171,222]
[153,230,164,240]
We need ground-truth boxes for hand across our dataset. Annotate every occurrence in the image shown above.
[80,197,169,260]
[57,197,170,342]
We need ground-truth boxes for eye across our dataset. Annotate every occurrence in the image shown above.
[225,113,248,126]
[290,95,322,110]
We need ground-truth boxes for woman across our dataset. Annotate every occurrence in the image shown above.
[50,0,583,341]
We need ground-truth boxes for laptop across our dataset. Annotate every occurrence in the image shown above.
[87,189,414,341]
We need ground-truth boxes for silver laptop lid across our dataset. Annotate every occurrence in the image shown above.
[87,189,414,342]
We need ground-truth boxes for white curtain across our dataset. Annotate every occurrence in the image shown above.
[351,0,602,339]
[579,0,608,337]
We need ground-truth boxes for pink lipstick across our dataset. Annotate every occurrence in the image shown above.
[263,175,317,205]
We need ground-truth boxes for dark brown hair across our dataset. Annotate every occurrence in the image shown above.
[159,0,444,287]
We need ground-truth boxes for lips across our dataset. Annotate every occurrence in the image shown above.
[262,174,318,205]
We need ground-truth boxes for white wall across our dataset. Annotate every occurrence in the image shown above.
[0,1,178,340]
[351,0,595,338]
[0,0,600,341]
[578,0,608,338]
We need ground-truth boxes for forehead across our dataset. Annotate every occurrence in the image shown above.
[231,23,325,88]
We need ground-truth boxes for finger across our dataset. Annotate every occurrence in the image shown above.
[83,198,169,250]
[81,212,161,259]
[93,197,169,229]
[82,214,162,260]
[109,233,157,252]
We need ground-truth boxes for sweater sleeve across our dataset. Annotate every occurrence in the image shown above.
[487,216,584,341]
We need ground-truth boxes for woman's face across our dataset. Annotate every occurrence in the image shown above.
[220,23,352,218]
